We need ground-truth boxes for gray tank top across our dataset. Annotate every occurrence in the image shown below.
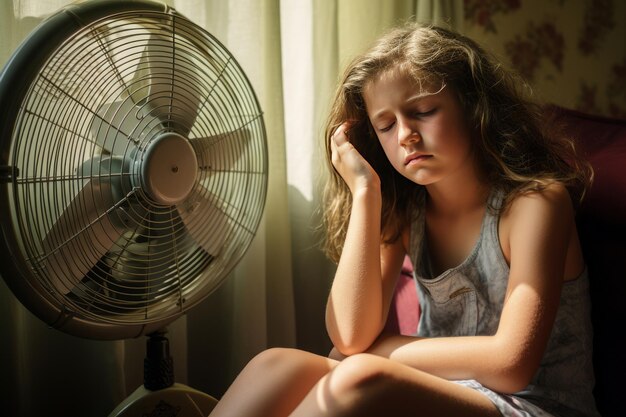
[408,190,600,417]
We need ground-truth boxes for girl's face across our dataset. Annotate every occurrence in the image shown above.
[363,71,476,187]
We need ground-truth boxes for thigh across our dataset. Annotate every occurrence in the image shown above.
[292,353,501,417]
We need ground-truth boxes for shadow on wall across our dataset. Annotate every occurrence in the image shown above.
[186,274,237,399]
[287,184,335,357]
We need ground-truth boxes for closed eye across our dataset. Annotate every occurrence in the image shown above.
[379,123,394,132]
[376,109,436,133]
[412,108,436,118]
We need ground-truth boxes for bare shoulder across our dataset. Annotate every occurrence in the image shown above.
[499,183,577,265]
[508,182,572,215]
[502,183,573,229]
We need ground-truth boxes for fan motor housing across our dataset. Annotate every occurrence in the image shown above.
[135,133,198,206]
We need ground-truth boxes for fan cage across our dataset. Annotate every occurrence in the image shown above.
[3,6,268,333]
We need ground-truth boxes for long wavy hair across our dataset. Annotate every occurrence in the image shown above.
[322,23,592,263]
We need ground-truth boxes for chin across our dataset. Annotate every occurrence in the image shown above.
[402,172,437,186]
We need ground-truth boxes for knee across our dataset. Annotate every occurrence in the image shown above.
[247,347,299,370]
[245,347,321,377]
[312,354,395,416]
[327,354,392,400]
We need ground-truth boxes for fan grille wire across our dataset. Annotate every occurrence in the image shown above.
[7,10,267,326]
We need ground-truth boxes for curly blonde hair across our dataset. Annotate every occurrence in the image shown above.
[322,23,592,263]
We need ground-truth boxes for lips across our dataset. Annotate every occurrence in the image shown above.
[404,153,431,165]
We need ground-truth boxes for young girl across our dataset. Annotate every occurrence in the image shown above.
[209,24,599,417]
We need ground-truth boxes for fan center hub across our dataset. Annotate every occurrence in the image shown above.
[137,133,198,205]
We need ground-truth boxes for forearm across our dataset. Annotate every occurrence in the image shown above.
[366,334,530,393]
[326,187,384,354]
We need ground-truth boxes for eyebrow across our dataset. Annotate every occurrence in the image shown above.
[370,93,434,122]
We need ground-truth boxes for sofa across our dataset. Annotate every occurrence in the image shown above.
[386,106,626,417]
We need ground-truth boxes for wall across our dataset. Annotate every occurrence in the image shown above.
[464,0,626,118]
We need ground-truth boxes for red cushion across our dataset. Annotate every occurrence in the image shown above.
[553,107,626,416]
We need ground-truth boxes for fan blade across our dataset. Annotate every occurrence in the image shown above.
[177,190,232,256]
[192,127,252,173]
[91,99,142,156]
[137,33,201,136]
[77,241,213,315]
[42,177,125,296]
[107,215,189,284]
[66,207,188,310]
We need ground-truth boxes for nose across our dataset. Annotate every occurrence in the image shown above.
[397,117,419,146]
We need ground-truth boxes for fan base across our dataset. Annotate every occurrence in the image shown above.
[108,383,218,417]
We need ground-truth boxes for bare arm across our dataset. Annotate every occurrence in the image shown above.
[325,123,406,354]
[363,184,574,393]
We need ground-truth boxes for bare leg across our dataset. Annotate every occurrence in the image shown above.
[209,348,338,417]
[290,353,501,417]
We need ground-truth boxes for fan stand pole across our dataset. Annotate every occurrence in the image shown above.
[108,328,218,417]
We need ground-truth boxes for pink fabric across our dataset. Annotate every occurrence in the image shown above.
[384,257,418,335]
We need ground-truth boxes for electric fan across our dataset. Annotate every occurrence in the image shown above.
[0,0,268,415]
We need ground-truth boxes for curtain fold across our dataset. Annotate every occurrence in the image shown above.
[181,0,297,396]
[0,1,462,415]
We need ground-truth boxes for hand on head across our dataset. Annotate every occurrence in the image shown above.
[330,121,380,194]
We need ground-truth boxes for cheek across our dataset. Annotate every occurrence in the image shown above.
[436,122,471,153]
[378,140,403,169]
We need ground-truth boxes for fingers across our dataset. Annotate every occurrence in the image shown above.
[334,124,348,145]
[331,121,354,148]
[328,120,379,192]
[330,122,353,168]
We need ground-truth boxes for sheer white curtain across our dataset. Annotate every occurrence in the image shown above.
[0,1,461,415]
[281,0,464,356]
